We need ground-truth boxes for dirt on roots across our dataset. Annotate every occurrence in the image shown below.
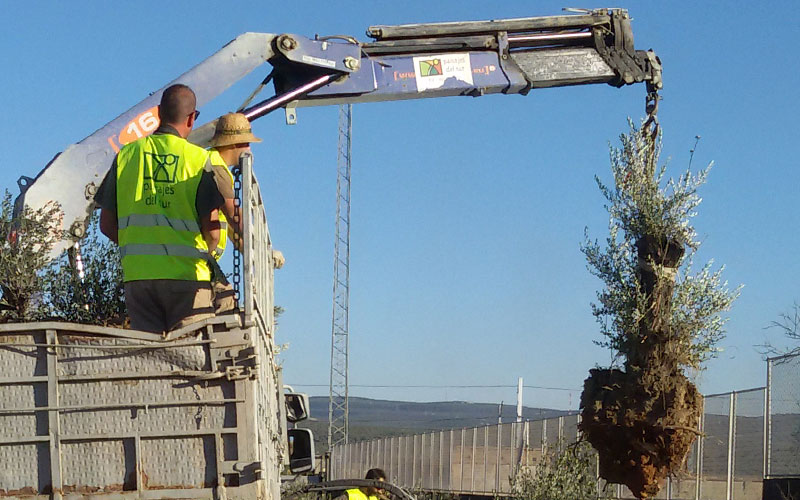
[579,365,702,499]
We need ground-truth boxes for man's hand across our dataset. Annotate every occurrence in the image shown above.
[272,249,285,269]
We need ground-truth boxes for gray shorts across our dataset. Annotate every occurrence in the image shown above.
[124,280,214,333]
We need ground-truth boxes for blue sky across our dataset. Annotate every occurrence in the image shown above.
[1,2,797,410]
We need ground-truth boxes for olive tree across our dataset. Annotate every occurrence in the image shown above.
[0,190,62,321]
[579,121,740,498]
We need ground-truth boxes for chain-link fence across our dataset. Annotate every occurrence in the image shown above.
[766,353,800,479]
[330,388,769,499]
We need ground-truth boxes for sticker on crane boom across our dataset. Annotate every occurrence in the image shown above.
[413,53,474,92]
[107,106,160,152]
[302,55,337,68]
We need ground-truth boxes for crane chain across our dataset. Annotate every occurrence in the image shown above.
[642,82,661,165]
[232,165,242,314]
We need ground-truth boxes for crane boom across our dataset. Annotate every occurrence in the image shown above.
[14,8,660,258]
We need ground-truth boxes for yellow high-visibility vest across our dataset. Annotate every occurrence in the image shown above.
[345,489,373,500]
[116,133,211,282]
[208,149,235,260]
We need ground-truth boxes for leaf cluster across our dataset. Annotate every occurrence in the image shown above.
[0,190,62,321]
[582,121,740,368]
[37,213,126,324]
[511,440,598,500]
[1,190,125,325]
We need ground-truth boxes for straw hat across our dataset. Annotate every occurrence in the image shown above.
[209,113,263,147]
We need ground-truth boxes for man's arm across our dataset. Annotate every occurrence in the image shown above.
[200,158,243,251]
[99,208,118,244]
[95,158,118,244]
[200,208,221,254]
[219,196,243,252]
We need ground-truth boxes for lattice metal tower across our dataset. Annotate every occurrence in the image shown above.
[328,104,352,449]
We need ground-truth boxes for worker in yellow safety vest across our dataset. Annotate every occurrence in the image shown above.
[96,84,234,332]
[335,468,388,500]
[206,112,265,313]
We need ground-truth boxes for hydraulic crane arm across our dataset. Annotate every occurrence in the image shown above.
[15,8,661,257]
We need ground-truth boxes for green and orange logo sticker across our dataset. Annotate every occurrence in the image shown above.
[418,59,443,77]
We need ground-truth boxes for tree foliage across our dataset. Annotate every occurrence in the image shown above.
[37,213,126,324]
[511,440,598,500]
[0,190,62,321]
[581,121,740,369]
[764,301,800,356]
[1,191,125,325]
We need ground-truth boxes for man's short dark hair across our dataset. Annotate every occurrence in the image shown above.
[159,84,196,125]
[365,468,387,481]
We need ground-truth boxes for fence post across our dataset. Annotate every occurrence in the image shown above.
[764,359,771,479]
[399,436,404,486]
[429,432,435,489]
[448,429,454,491]
[520,420,531,466]
[460,428,465,492]
[471,427,477,492]
[542,418,547,455]
[726,391,736,500]
[440,430,445,491]
[509,422,515,485]
[419,434,423,488]
[483,425,489,493]
[413,435,418,487]
[496,424,502,493]
[696,406,705,500]
[449,429,454,491]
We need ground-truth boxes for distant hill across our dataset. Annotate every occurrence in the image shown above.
[298,396,575,453]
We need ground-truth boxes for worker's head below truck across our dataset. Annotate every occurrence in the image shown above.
[363,468,388,497]
[340,468,388,500]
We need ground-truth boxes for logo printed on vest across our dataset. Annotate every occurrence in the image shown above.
[144,152,179,183]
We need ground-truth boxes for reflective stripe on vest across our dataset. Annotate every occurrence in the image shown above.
[208,149,235,260]
[119,243,209,260]
[116,133,211,282]
[118,214,201,233]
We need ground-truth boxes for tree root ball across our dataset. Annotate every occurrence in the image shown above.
[579,367,703,499]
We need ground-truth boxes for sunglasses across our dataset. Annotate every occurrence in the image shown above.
[189,110,200,120]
